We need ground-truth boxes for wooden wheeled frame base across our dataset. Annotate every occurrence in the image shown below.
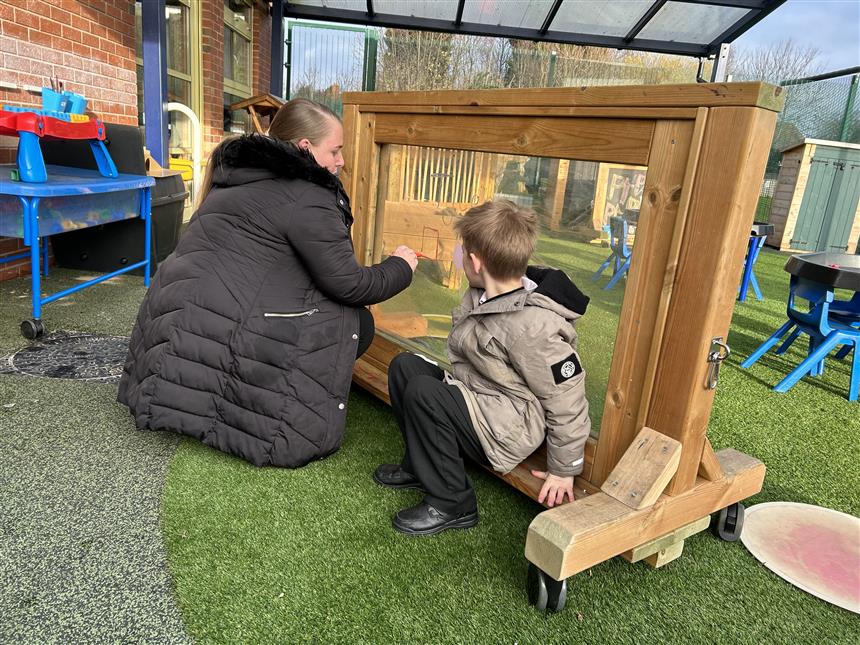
[525,445,764,582]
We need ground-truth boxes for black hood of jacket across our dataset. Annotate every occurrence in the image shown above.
[210,133,341,191]
[526,265,590,316]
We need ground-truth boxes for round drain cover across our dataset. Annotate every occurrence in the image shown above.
[741,502,860,614]
[2,332,130,381]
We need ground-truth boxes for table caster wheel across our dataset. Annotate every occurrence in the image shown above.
[20,319,45,341]
[527,562,567,613]
[712,502,745,542]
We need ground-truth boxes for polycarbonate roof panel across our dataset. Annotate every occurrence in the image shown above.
[551,0,653,38]
[461,0,555,30]
[638,2,751,44]
[288,0,365,10]
[283,1,788,57]
[374,0,459,21]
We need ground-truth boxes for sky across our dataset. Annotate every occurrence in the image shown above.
[733,0,860,71]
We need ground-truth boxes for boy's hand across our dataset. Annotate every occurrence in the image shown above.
[531,470,574,507]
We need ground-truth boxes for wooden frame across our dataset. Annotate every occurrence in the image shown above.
[342,82,781,582]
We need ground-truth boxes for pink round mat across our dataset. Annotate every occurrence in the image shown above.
[741,502,860,613]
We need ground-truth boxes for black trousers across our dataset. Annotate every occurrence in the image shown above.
[356,306,374,359]
[388,352,490,514]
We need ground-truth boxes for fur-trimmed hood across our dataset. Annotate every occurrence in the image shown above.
[210,133,341,191]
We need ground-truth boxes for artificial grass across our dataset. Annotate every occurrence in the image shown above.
[161,245,859,644]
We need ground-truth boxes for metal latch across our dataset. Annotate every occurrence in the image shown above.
[706,337,731,390]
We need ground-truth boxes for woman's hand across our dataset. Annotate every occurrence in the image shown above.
[531,470,575,507]
[392,245,418,271]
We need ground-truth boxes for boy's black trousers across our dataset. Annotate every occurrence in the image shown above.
[387,352,491,515]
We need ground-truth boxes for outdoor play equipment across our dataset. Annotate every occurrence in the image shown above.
[0,97,152,340]
[0,106,118,183]
[340,82,782,611]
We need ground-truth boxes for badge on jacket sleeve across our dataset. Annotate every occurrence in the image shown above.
[551,352,583,385]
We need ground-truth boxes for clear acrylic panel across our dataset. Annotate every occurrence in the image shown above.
[550,0,653,37]
[461,0,555,30]
[373,144,648,437]
[638,1,748,44]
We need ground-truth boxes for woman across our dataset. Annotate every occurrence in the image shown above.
[118,99,417,468]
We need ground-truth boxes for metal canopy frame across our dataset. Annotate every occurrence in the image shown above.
[280,0,787,58]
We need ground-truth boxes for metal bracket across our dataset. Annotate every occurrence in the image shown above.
[706,337,731,390]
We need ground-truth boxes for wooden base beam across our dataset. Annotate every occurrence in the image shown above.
[525,448,764,580]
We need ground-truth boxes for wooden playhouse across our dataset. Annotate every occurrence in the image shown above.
[340,82,782,611]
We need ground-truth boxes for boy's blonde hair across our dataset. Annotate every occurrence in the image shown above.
[454,200,538,280]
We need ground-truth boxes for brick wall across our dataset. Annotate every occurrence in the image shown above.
[253,7,272,99]
[200,0,225,155]
[0,0,136,281]
[0,0,273,283]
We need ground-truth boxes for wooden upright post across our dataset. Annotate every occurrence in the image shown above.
[645,107,777,496]
[545,159,570,231]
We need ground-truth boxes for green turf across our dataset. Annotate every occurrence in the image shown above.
[161,245,859,644]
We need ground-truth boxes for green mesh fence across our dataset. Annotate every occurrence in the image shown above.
[735,72,860,221]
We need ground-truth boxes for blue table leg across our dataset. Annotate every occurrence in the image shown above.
[25,198,42,320]
[749,271,762,300]
[738,237,754,302]
[142,186,152,287]
[42,236,49,277]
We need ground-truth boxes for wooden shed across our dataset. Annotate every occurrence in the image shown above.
[767,139,860,254]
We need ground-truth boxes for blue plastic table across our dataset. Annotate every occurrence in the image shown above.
[738,222,774,302]
[0,164,154,339]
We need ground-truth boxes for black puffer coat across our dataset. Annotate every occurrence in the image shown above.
[118,135,412,467]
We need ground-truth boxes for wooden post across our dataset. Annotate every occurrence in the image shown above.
[591,117,702,486]
[646,107,778,496]
[544,159,570,231]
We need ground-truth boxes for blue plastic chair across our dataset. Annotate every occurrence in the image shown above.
[741,276,860,401]
[592,216,632,290]
[770,290,860,361]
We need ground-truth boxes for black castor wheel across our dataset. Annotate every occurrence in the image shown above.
[527,562,567,613]
[20,318,45,341]
[712,502,745,542]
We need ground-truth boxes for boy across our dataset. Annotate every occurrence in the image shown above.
[374,200,591,536]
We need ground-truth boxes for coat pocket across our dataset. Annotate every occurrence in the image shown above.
[263,308,319,318]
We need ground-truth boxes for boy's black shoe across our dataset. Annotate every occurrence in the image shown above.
[392,501,479,536]
[373,464,424,491]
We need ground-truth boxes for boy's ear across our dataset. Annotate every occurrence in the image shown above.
[468,251,482,274]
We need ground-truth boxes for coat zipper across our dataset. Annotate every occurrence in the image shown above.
[264,308,319,318]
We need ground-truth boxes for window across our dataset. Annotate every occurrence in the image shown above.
[224,92,251,135]
[223,0,253,133]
